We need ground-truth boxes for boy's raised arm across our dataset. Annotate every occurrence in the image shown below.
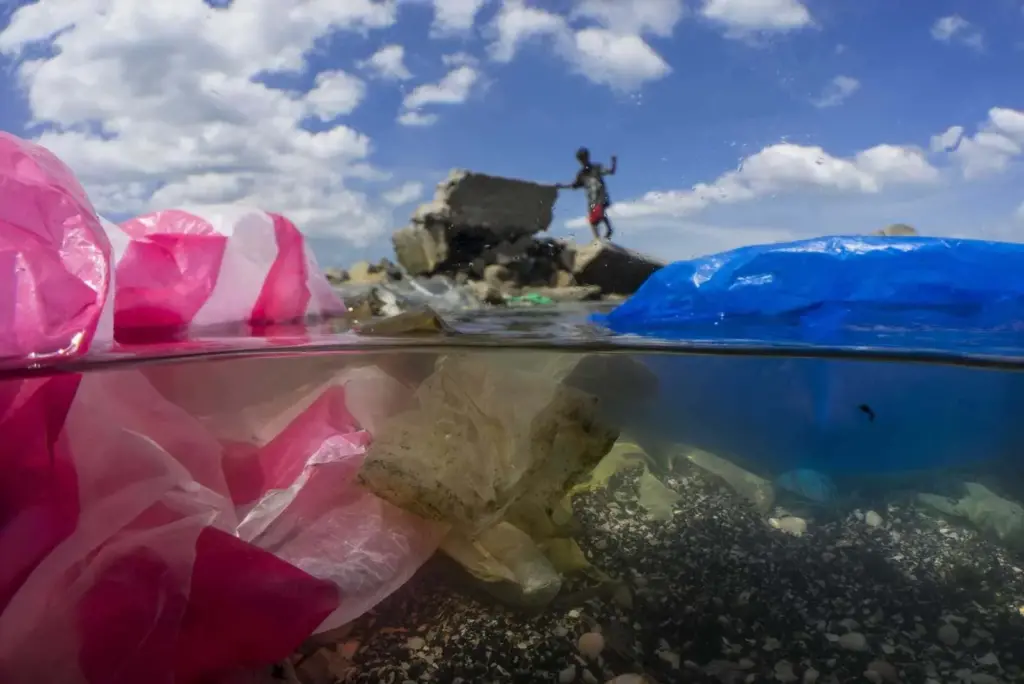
[606,155,618,175]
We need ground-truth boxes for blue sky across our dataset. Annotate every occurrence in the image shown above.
[1,0,1023,266]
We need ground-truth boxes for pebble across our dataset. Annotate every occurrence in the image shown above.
[838,632,869,652]
[605,676,644,684]
[771,515,808,537]
[867,659,899,683]
[865,510,884,527]
[578,631,605,660]
[325,464,1024,684]
[938,622,960,646]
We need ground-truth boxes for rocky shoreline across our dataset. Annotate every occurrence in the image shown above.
[323,170,664,318]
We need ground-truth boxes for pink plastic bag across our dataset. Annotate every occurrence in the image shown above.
[0,133,114,362]
[0,134,444,683]
[113,207,346,343]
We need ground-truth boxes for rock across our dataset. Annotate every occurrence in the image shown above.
[771,516,808,537]
[323,267,347,284]
[606,676,644,684]
[865,510,883,528]
[357,353,619,534]
[553,269,576,288]
[466,279,504,305]
[774,660,798,683]
[872,223,918,236]
[866,660,899,683]
[572,240,663,295]
[413,169,557,239]
[578,631,605,660]
[838,632,869,652]
[804,668,820,684]
[405,636,425,650]
[347,260,389,285]
[937,623,960,646]
[392,223,449,276]
[483,263,513,288]
[559,666,577,683]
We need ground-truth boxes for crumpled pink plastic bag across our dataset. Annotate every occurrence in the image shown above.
[0,133,445,683]
[112,206,346,343]
[0,132,114,362]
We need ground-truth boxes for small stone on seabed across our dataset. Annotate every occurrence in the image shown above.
[405,636,425,650]
[578,631,605,660]
[558,665,576,683]
[938,622,960,646]
[838,632,868,651]
[865,510,883,527]
[606,676,644,684]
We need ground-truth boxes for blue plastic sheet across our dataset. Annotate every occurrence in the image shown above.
[598,236,1024,477]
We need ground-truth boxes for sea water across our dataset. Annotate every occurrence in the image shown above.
[8,302,1024,684]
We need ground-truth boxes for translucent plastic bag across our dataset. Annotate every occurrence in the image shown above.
[113,207,346,342]
[0,133,444,683]
[0,132,114,362]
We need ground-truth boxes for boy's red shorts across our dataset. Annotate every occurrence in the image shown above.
[588,204,606,225]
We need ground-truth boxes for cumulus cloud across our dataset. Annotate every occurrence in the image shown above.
[397,64,481,126]
[359,44,413,81]
[811,76,860,109]
[568,141,938,226]
[930,15,984,51]
[949,108,1024,178]
[431,0,489,35]
[487,0,672,91]
[382,181,425,206]
[700,0,813,35]
[0,0,399,246]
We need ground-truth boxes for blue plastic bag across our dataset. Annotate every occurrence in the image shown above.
[598,236,1024,477]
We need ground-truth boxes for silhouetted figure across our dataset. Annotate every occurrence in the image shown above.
[556,147,617,241]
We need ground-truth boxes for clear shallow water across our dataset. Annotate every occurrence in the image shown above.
[10,305,1024,684]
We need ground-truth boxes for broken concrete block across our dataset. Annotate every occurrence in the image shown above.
[391,223,449,275]
[572,240,663,295]
[413,169,558,237]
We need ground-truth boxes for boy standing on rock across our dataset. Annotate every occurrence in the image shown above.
[556,147,617,241]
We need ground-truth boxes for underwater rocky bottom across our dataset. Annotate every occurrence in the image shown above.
[262,449,1024,684]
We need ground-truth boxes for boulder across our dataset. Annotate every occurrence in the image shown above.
[356,353,620,535]
[391,223,449,275]
[346,260,388,285]
[413,169,558,240]
[872,223,918,237]
[572,240,663,295]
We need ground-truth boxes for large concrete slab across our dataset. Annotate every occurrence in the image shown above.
[571,240,664,295]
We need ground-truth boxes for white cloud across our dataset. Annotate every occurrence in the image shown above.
[1016,201,1024,221]
[398,65,480,126]
[359,44,413,81]
[305,70,367,120]
[811,76,860,109]
[570,0,685,38]
[930,15,984,51]
[700,0,812,34]
[930,125,964,153]
[570,29,671,91]
[0,0,400,246]
[950,108,1024,178]
[488,0,567,63]
[487,0,671,91]
[431,0,489,35]
[397,111,440,127]
[567,141,938,226]
[382,181,425,207]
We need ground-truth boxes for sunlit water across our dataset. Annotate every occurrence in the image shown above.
[12,303,1024,684]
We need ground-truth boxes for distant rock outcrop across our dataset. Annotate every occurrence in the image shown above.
[330,169,664,318]
[872,223,919,237]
